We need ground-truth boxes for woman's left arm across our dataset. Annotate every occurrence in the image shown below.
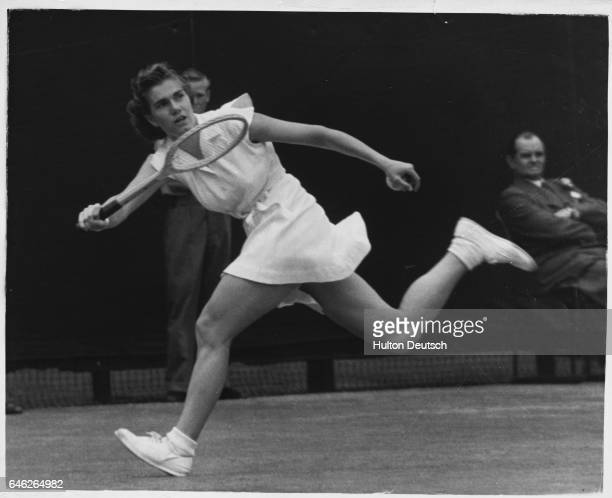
[249,113,420,192]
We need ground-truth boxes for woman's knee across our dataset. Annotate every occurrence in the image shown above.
[195,308,232,349]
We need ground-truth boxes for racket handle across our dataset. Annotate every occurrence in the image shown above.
[75,199,120,230]
[98,199,123,220]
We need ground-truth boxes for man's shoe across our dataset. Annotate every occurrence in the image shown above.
[453,217,537,271]
[166,391,186,402]
[6,401,23,415]
[114,428,193,477]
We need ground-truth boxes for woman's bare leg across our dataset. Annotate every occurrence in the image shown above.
[398,252,466,313]
[303,216,537,335]
[121,265,456,474]
[176,275,298,439]
[115,276,298,476]
[302,252,465,336]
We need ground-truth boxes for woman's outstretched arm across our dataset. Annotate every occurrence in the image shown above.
[249,112,420,192]
[77,155,163,231]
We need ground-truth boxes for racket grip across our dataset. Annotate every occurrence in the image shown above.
[98,199,122,220]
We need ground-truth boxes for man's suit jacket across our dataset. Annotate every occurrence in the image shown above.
[498,177,606,292]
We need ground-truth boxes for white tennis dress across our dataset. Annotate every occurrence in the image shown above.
[150,99,371,307]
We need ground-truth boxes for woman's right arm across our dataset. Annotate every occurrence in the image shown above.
[77,155,163,231]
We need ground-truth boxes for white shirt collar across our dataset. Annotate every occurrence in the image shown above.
[528,178,544,188]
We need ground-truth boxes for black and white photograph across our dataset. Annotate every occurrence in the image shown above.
[2,0,609,494]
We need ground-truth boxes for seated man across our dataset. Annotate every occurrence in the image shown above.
[498,131,606,308]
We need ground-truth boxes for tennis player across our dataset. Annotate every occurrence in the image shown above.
[78,62,536,477]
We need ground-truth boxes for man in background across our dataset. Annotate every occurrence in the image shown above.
[163,68,238,401]
[498,131,606,308]
[182,67,212,113]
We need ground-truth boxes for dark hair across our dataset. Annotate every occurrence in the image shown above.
[126,62,190,141]
[181,67,211,85]
[505,131,541,157]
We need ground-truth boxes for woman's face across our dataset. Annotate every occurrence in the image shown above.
[145,78,197,139]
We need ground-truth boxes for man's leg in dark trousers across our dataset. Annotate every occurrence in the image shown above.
[164,197,231,397]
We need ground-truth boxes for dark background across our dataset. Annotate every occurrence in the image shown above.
[6,11,608,363]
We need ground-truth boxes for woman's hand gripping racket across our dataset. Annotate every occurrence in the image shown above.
[81,114,248,227]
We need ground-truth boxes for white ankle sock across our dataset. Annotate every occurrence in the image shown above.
[167,427,197,456]
[447,237,483,271]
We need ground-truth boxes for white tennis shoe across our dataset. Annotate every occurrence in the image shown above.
[114,428,193,477]
[451,217,537,271]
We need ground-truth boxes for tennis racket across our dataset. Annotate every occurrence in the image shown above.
[96,114,248,220]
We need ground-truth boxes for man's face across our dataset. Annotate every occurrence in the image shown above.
[145,78,196,139]
[188,78,211,113]
[507,135,546,180]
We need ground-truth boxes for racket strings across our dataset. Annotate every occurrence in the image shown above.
[171,119,247,171]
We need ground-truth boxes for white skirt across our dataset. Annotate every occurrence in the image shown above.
[223,172,371,307]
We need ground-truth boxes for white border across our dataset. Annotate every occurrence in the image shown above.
[1,0,612,14]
